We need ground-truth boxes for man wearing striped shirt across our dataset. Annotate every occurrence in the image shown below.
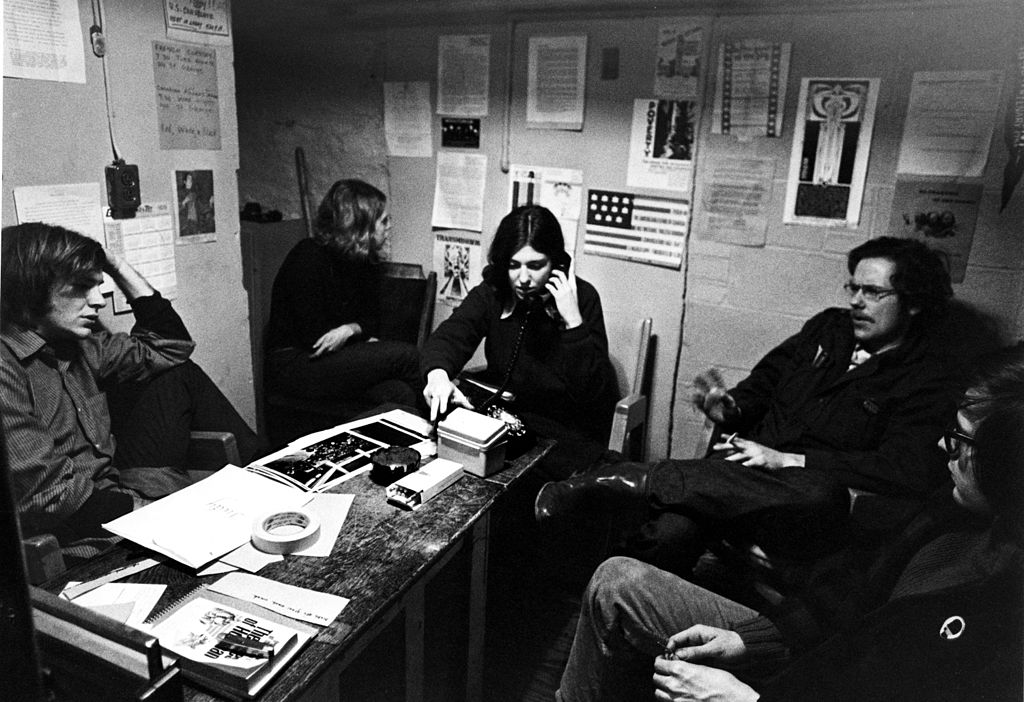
[1,223,197,560]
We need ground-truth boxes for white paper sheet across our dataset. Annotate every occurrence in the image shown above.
[3,0,86,83]
[526,36,587,130]
[385,81,433,157]
[209,573,349,627]
[896,70,1004,177]
[63,582,167,628]
[437,35,491,116]
[103,465,311,569]
[431,151,487,231]
[104,202,178,313]
[701,157,774,246]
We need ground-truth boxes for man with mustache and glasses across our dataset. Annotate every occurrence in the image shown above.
[1,223,256,561]
[536,237,959,577]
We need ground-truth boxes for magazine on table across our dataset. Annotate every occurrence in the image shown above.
[141,586,317,700]
[246,408,436,492]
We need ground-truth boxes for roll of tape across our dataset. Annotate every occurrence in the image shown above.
[251,508,321,554]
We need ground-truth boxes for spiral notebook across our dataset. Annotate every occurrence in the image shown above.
[141,585,316,700]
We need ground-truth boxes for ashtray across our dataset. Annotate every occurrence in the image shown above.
[370,445,421,486]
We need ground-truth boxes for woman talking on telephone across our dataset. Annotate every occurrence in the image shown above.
[421,205,618,480]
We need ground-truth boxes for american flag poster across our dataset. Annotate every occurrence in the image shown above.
[583,189,689,269]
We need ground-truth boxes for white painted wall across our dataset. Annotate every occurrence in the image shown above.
[234,2,1024,459]
[3,0,254,426]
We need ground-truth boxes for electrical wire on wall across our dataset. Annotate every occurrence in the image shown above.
[499,19,518,174]
[90,0,140,219]
[89,0,121,163]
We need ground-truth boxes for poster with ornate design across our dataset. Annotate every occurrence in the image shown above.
[783,78,879,227]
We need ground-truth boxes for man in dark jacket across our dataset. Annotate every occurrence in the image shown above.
[536,237,959,574]
[553,343,1024,702]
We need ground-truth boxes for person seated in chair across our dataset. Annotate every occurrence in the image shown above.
[556,344,1024,702]
[421,204,619,480]
[264,179,422,412]
[536,237,960,574]
[1,223,258,561]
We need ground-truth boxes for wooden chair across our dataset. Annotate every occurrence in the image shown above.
[20,430,238,586]
[608,317,654,460]
[240,220,437,448]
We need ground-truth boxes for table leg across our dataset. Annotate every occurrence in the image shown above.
[466,512,490,702]
[405,581,426,702]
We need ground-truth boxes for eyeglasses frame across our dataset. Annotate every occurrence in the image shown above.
[943,426,976,458]
[843,282,898,303]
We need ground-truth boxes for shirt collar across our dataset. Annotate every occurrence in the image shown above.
[499,296,563,324]
[1,323,49,362]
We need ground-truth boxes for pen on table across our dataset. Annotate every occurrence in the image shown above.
[61,557,162,600]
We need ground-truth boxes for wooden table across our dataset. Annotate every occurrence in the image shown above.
[44,438,554,702]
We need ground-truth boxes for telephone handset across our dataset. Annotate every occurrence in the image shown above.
[553,252,571,275]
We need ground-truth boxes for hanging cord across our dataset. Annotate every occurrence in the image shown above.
[480,303,534,411]
[90,0,120,161]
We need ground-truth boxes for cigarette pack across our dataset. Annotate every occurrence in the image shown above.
[385,458,464,510]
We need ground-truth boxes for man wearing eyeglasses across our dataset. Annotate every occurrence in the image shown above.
[536,236,960,576]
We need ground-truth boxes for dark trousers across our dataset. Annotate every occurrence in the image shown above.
[622,459,851,576]
[267,340,422,407]
[106,360,261,499]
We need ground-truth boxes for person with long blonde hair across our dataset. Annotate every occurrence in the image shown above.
[265,179,421,413]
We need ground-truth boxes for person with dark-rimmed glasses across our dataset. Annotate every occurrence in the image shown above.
[554,344,1023,702]
[536,236,960,577]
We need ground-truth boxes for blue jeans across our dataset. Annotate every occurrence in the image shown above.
[557,556,778,702]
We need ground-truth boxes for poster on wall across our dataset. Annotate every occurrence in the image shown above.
[896,70,1004,178]
[700,157,774,247]
[627,98,696,194]
[153,41,222,150]
[526,36,587,130]
[3,0,85,83]
[887,179,982,283]
[783,77,879,227]
[711,40,791,139]
[164,0,231,45]
[507,165,584,256]
[175,170,216,243]
[105,203,178,313]
[1003,43,1024,211]
[432,230,482,303]
[431,152,487,231]
[654,20,704,100]
[583,189,689,270]
[384,81,433,157]
[437,35,490,117]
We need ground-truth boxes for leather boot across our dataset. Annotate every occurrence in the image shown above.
[534,462,651,522]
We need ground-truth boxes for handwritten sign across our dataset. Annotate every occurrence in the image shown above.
[153,40,221,150]
[164,0,230,37]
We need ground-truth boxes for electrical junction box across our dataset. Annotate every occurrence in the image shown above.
[106,161,141,219]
